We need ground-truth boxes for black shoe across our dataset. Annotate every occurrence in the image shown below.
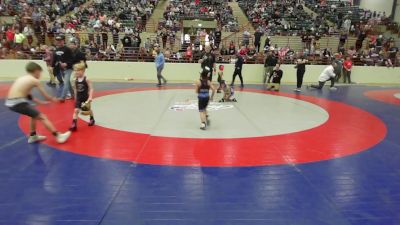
[157,84,162,87]
[46,82,56,87]
[88,119,95,126]
[240,84,244,88]
[232,98,237,102]
[69,124,77,132]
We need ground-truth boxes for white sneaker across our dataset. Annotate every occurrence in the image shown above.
[329,87,337,91]
[56,131,71,144]
[28,135,47,144]
[200,123,207,130]
[294,88,301,92]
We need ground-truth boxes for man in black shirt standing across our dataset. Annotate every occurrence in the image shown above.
[231,53,244,88]
[254,27,264,52]
[294,52,308,92]
[199,46,216,81]
[264,51,278,84]
[214,28,222,49]
[52,35,73,101]
[389,42,399,67]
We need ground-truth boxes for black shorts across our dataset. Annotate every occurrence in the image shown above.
[217,75,222,83]
[198,97,210,112]
[75,97,89,109]
[9,102,40,118]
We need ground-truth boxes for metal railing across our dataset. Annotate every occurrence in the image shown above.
[2,47,398,67]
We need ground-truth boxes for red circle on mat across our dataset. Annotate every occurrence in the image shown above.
[364,89,400,106]
[0,83,11,98]
[19,87,387,167]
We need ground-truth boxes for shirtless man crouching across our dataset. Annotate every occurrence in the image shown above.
[5,62,71,144]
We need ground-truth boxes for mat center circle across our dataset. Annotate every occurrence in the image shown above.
[81,90,329,138]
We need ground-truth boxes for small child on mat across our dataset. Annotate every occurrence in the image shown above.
[217,65,225,93]
[69,62,95,131]
[219,80,237,102]
[266,64,283,91]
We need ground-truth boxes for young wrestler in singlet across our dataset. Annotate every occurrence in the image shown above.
[69,62,95,131]
[219,80,237,102]
[195,69,216,130]
[5,62,71,143]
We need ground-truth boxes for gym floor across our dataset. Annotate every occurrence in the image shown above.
[0,82,399,225]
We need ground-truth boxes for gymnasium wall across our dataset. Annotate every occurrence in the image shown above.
[359,0,394,15]
[0,60,399,85]
[395,1,400,23]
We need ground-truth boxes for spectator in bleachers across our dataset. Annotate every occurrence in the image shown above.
[242,28,250,46]
[5,26,15,49]
[14,30,25,50]
[264,36,271,52]
[214,28,222,49]
[246,45,257,62]
[228,41,236,55]
[388,42,399,67]
[254,27,263,52]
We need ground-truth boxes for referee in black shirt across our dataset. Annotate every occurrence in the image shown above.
[231,54,244,88]
[199,46,216,81]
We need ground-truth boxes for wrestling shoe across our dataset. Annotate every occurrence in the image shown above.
[46,82,56,87]
[294,88,301,92]
[69,124,77,132]
[157,84,162,87]
[232,98,237,102]
[28,135,47,144]
[200,122,207,130]
[56,131,71,144]
[88,119,95,126]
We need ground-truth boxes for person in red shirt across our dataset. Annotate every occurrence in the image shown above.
[343,56,353,84]
[186,46,193,61]
[369,35,377,48]
[239,45,247,56]
[5,27,15,48]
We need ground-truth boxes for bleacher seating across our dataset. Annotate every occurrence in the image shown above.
[238,0,316,35]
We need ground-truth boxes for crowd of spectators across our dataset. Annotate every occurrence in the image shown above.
[158,0,238,33]
[240,0,323,35]
[0,0,398,67]
[0,0,161,60]
[305,0,389,31]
